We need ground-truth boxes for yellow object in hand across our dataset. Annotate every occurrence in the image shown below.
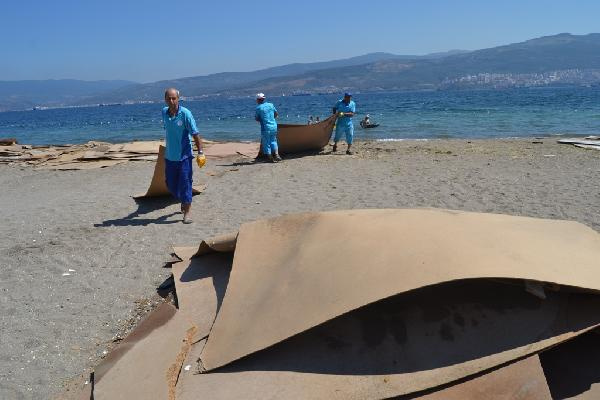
[196,153,206,168]
[339,112,345,117]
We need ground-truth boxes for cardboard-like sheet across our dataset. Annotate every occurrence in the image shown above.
[36,159,127,170]
[540,328,600,399]
[204,142,260,158]
[558,138,600,145]
[201,209,600,370]
[558,137,600,151]
[573,143,600,150]
[259,114,336,156]
[91,303,194,400]
[117,141,163,154]
[194,232,238,256]
[407,355,551,400]
[179,280,600,399]
[171,246,233,343]
[177,353,551,400]
[86,209,600,400]
[133,145,205,199]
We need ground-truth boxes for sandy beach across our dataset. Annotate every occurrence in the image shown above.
[0,138,599,399]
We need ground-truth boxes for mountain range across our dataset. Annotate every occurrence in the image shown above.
[2,33,600,111]
[0,80,135,112]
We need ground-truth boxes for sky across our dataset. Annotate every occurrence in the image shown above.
[1,0,599,83]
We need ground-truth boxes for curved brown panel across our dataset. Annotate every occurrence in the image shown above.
[200,209,600,371]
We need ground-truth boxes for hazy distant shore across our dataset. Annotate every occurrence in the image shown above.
[0,138,598,399]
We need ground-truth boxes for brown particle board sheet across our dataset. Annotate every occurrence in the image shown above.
[201,209,600,371]
[91,303,194,400]
[405,355,551,399]
[178,279,600,399]
[539,328,600,399]
[171,245,233,343]
[36,159,127,170]
[89,209,600,400]
[203,142,260,158]
[132,145,205,199]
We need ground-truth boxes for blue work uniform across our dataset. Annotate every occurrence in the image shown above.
[333,99,356,144]
[162,106,199,204]
[255,102,278,155]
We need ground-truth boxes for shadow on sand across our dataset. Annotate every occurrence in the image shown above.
[94,197,181,227]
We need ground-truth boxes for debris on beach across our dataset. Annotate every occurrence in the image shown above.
[558,135,600,150]
[0,137,18,145]
[0,140,260,170]
[1,117,334,171]
[77,209,600,400]
[0,140,163,169]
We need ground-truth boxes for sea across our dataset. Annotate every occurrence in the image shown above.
[1,87,599,146]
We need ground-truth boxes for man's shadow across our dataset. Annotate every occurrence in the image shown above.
[94,197,181,227]
[219,150,328,167]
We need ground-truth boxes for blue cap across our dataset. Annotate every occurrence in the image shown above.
[344,92,352,97]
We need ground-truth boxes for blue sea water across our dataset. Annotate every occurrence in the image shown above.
[1,87,599,146]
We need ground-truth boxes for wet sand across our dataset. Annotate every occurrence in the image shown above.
[0,138,599,399]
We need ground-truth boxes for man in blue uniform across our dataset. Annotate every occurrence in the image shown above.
[255,93,282,162]
[332,92,356,155]
[162,88,205,224]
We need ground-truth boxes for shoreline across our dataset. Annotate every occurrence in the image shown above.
[2,134,595,150]
[1,138,599,399]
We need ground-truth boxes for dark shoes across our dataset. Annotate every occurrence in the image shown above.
[332,144,338,152]
[346,150,353,155]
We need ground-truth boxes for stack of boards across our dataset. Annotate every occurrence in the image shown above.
[0,140,163,170]
[558,135,600,150]
[0,140,259,170]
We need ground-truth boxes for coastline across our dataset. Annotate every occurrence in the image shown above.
[1,138,599,399]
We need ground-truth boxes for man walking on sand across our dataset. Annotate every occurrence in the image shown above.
[255,93,282,162]
[332,92,356,154]
[163,88,205,224]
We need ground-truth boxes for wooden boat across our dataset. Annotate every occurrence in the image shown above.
[258,115,336,156]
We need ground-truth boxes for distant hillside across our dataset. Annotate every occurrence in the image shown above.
[4,33,600,111]
[218,33,600,95]
[78,50,468,105]
[0,80,135,111]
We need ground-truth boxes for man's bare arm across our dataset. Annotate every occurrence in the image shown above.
[192,133,203,153]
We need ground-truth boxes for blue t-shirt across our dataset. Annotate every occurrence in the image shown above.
[255,102,278,133]
[334,99,356,127]
[162,106,199,161]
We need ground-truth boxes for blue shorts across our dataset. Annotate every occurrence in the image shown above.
[334,124,354,144]
[165,157,193,204]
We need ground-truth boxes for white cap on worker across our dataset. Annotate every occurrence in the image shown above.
[256,93,266,99]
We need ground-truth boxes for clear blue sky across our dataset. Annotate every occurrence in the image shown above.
[1,0,599,83]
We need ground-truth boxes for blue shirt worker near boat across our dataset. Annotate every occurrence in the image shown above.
[255,93,282,162]
[332,92,356,154]
[162,88,205,224]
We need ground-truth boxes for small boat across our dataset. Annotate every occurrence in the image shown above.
[258,115,337,157]
[360,121,380,129]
